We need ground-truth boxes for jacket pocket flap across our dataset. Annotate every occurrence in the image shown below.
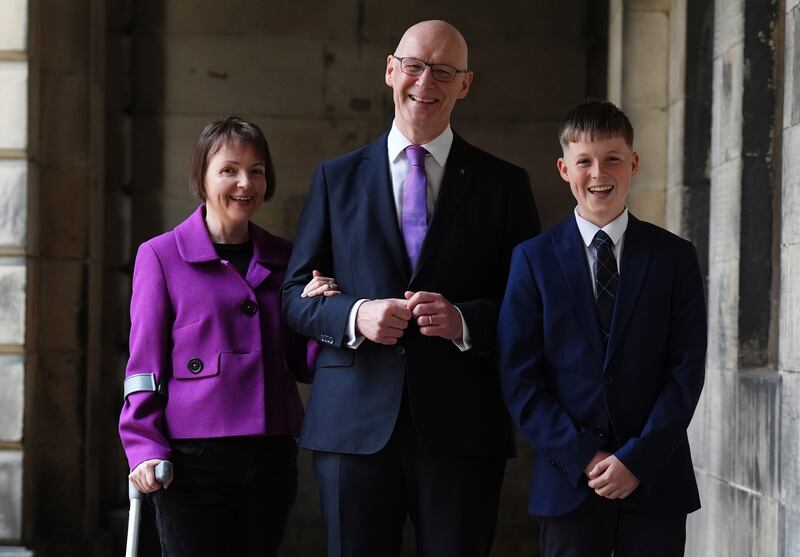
[173,352,221,379]
[315,347,355,368]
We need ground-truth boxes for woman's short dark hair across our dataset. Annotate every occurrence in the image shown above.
[189,116,276,202]
[558,100,634,149]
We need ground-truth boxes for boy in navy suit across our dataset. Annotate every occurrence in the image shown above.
[499,101,706,556]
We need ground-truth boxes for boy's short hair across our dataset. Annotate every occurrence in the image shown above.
[558,100,634,149]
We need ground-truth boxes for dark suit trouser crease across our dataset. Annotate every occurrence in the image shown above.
[312,395,506,557]
[539,491,687,557]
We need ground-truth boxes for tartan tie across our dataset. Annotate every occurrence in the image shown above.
[593,230,618,344]
[402,145,428,270]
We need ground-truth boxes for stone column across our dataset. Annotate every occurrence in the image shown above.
[607,0,670,226]
[22,0,109,552]
[665,0,712,278]
[0,0,29,550]
[686,0,783,555]
[781,0,800,554]
[665,0,686,236]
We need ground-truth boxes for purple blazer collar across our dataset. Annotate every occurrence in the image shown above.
[174,205,290,287]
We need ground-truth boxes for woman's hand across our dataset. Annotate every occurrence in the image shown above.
[301,270,341,298]
[129,458,174,493]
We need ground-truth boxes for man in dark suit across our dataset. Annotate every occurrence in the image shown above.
[499,101,706,556]
[282,19,540,557]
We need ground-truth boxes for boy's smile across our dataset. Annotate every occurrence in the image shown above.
[557,134,639,228]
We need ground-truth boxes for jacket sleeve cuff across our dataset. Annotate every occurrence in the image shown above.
[119,392,171,471]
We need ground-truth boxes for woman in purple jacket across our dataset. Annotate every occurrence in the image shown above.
[119,116,326,556]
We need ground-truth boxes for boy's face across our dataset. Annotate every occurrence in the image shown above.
[557,134,639,228]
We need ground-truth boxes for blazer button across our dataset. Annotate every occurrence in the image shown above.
[603,376,614,385]
[240,299,258,316]
[187,358,203,374]
[593,427,606,438]
[395,345,406,357]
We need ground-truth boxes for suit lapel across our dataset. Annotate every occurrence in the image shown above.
[552,218,605,363]
[411,134,470,282]
[359,134,411,281]
[605,214,652,365]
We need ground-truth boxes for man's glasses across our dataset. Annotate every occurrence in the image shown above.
[392,55,467,83]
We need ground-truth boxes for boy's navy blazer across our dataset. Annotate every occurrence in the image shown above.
[282,131,540,457]
[499,213,706,517]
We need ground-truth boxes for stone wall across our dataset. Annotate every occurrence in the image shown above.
[127,1,608,243]
[686,0,783,552]
[0,0,27,548]
[666,0,712,279]
[654,0,787,554]
[781,0,800,554]
[20,0,113,553]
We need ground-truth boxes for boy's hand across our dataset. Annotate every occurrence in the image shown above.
[584,450,611,476]
[586,454,640,499]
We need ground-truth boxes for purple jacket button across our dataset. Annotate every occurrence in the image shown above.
[240,299,258,316]
[188,358,204,374]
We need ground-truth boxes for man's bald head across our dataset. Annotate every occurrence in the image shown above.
[395,20,469,69]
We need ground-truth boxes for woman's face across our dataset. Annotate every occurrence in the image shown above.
[203,140,267,228]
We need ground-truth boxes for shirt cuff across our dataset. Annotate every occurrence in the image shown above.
[452,306,471,352]
[345,299,368,349]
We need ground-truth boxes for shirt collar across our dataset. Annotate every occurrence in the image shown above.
[387,120,453,168]
[574,207,629,247]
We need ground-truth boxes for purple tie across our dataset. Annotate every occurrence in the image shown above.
[403,145,428,270]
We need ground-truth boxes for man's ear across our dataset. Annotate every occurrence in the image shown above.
[385,55,395,87]
[456,71,474,99]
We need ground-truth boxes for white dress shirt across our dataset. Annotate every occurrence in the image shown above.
[573,207,628,297]
[345,121,471,350]
[387,122,452,222]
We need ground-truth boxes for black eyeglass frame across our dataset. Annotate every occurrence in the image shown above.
[391,55,468,83]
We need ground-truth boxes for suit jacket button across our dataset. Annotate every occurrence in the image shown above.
[593,427,606,438]
[240,299,258,316]
[395,345,406,357]
[603,376,614,385]
[187,358,203,374]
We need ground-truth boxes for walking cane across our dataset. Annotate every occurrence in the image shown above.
[125,460,172,557]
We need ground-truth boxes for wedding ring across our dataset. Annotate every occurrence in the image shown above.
[428,315,433,326]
